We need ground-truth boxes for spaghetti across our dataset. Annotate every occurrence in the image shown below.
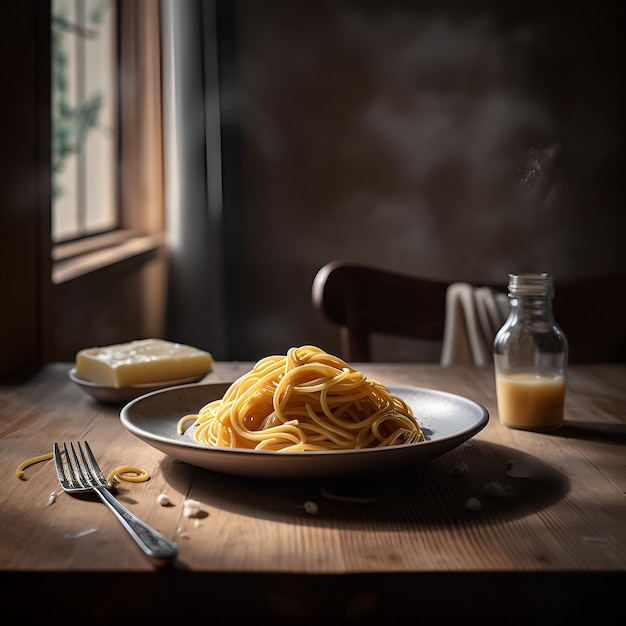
[177,345,424,452]
[15,453,53,479]
[107,465,150,486]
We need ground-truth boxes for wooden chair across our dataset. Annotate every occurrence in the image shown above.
[312,260,626,363]
[311,260,453,362]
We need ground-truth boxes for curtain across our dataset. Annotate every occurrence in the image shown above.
[160,0,227,358]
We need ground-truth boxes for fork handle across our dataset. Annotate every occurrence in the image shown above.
[93,486,178,562]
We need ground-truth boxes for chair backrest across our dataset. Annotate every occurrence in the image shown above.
[312,260,626,363]
[312,260,452,362]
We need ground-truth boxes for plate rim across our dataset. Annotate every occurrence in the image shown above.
[120,381,489,459]
[69,367,206,391]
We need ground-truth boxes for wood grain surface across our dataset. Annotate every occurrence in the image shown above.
[1,362,624,622]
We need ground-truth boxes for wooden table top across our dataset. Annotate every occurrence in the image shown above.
[1,361,624,622]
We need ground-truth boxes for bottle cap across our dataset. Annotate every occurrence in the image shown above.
[507,273,554,297]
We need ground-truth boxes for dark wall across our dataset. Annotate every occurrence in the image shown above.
[0,2,52,377]
[220,0,624,361]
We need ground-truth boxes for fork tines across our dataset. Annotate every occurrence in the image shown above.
[54,441,111,491]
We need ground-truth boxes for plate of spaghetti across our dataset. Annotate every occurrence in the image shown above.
[120,346,489,479]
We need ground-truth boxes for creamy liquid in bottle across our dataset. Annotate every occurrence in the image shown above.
[496,369,565,431]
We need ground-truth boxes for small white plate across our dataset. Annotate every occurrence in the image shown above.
[69,368,207,405]
[120,382,489,479]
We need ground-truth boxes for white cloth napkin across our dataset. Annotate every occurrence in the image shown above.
[440,282,509,366]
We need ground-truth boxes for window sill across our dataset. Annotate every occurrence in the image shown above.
[52,231,165,284]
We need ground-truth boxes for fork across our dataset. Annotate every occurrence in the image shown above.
[53,441,178,563]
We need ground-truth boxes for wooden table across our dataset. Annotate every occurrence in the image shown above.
[1,362,624,622]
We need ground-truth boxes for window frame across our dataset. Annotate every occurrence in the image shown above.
[1,0,166,375]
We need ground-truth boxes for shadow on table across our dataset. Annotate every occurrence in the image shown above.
[558,419,626,442]
[160,439,568,530]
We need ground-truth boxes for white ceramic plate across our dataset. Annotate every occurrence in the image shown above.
[120,382,489,479]
[69,368,207,405]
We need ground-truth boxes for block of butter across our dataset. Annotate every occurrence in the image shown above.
[75,338,214,387]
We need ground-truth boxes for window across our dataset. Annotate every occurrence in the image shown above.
[51,0,118,243]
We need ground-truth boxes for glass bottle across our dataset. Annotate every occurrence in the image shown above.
[493,273,568,431]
